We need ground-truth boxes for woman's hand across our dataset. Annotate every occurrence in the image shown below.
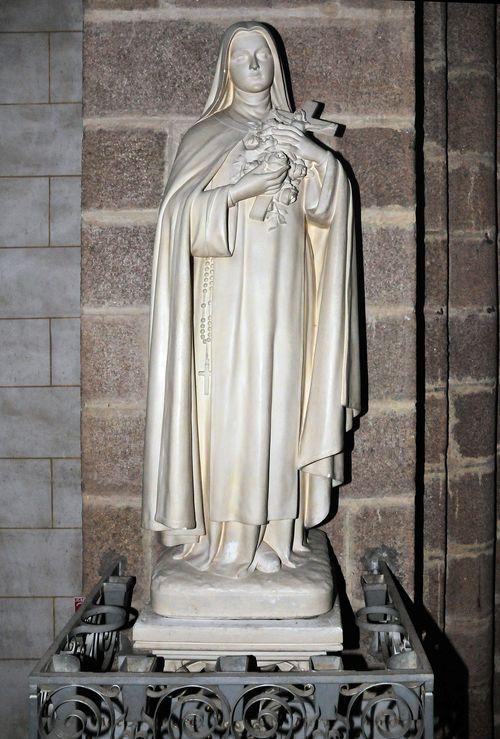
[263,124,328,167]
[228,164,288,204]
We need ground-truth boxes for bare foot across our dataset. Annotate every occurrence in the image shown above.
[254,542,281,574]
[173,543,194,560]
[279,554,297,569]
[293,541,311,554]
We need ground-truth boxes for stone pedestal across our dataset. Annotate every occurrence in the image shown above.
[133,530,342,670]
[133,597,342,670]
[150,529,333,620]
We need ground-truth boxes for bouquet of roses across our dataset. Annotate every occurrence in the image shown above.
[232,119,308,229]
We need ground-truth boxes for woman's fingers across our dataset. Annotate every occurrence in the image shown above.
[266,172,288,187]
[270,135,303,150]
[275,132,304,145]
[276,143,298,154]
[262,164,288,176]
[261,125,303,143]
[269,124,304,137]
[262,168,288,184]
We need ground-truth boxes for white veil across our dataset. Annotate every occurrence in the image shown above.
[199,21,293,121]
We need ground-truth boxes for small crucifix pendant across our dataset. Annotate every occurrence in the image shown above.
[198,356,211,396]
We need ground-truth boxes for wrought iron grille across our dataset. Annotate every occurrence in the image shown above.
[29,560,434,738]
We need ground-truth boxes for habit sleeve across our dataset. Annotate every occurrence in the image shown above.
[297,153,361,528]
[190,186,237,258]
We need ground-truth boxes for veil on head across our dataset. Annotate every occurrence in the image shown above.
[199,22,293,121]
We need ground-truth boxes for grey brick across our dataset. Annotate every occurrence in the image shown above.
[82,408,144,495]
[0,319,50,385]
[84,18,414,117]
[53,458,82,527]
[51,318,80,385]
[0,598,53,658]
[50,32,82,102]
[0,387,80,457]
[82,126,167,209]
[0,660,37,739]
[366,315,415,400]
[0,0,82,32]
[0,178,49,247]
[0,33,49,104]
[0,247,80,318]
[344,409,416,499]
[81,314,148,402]
[0,459,51,528]
[449,162,495,234]
[81,223,154,308]
[0,104,82,176]
[54,597,79,634]
[50,177,81,245]
[0,529,82,596]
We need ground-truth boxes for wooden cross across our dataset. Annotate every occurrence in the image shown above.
[272,100,339,136]
[198,356,211,396]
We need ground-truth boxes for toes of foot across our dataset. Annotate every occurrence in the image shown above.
[255,546,281,574]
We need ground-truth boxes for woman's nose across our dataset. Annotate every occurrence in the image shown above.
[249,55,260,71]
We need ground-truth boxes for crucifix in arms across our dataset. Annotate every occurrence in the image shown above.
[271,100,339,136]
[247,101,340,222]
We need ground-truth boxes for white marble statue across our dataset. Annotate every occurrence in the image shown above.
[142,21,361,582]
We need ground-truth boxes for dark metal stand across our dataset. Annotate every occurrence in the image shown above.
[29,560,433,737]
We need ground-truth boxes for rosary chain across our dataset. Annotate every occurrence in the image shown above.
[200,257,214,345]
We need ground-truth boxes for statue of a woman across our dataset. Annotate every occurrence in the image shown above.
[142,21,360,581]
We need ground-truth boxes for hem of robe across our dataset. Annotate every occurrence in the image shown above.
[297,409,361,470]
[152,510,299,528]
[158,517,297,546]
[145,405,362,534]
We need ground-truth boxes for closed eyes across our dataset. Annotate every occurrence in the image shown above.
[231,49,271,63]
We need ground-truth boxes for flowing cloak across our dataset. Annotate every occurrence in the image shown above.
[142,111,361,540]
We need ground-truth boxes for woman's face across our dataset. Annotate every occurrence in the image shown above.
[229,31,274,94]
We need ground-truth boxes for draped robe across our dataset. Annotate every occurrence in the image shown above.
[142,108,361,561]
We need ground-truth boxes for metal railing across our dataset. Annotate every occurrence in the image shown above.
[29,560,433,737]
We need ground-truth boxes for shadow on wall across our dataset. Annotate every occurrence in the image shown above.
[421,609,470,739]
[398,579,470,739]
[412,4,471,737]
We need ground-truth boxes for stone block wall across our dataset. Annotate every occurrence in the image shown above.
[444,5,497,736]
[420,4,498,737]
[0,1,83,736]
[81,0,417,610]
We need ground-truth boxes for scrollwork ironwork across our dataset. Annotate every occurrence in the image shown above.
[29,560,433,738]
[38,683,123,738]
[64,603,136,672]
[146,684,231,738]
[230,683,317,738]
[341,682,424,739]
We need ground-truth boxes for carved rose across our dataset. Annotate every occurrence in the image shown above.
[289,159,307,182]
[235,114,309,228]
[265,151,289,166]
[243,132,261,150]
[276,184,298,205]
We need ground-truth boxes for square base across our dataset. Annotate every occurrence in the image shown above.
[133,595,342,669]
[150,529,333,620]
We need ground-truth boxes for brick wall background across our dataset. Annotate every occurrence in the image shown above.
[419,5,498,737]
[0,1,83,736]
[444,5,497,735]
